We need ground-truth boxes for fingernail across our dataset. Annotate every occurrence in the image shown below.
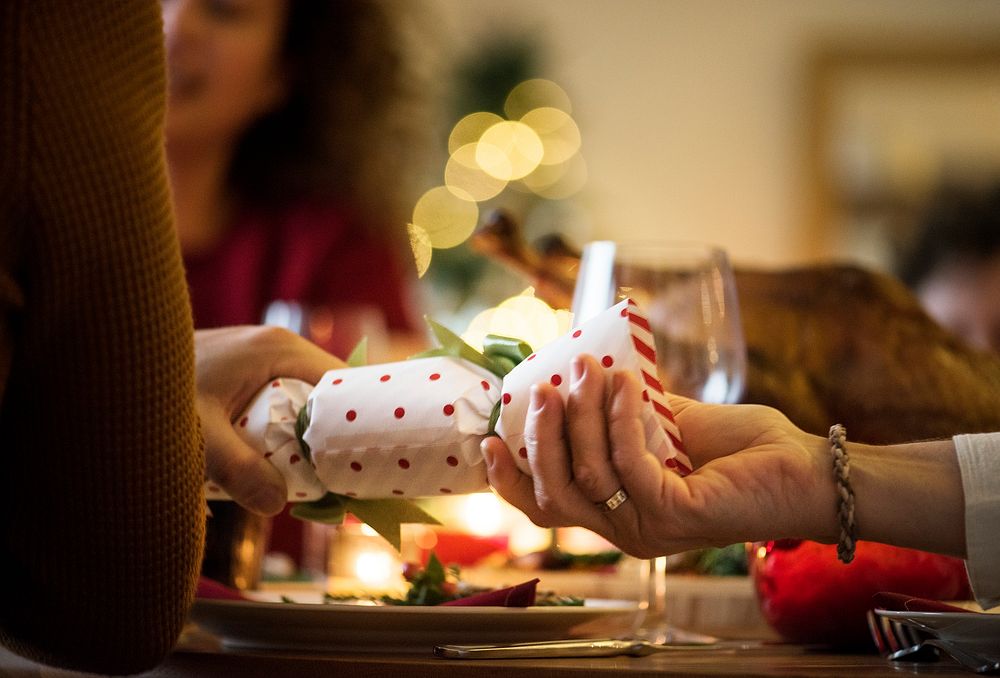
[529,385,545,412]
[480,439,495,467]
[571,356,586,383]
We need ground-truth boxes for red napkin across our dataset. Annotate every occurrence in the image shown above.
[196,576,251,601]
[873,591,971,613]
[441,578,539,607]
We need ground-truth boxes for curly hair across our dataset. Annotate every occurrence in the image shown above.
[227,0,430,236]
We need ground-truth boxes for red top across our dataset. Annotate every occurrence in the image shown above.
[184,202,417,348]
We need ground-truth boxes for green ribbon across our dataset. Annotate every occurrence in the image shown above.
[290,326,533,551]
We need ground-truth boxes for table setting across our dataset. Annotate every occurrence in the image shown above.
[162,233,998,678]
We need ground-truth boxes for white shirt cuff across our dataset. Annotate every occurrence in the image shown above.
[954,433,1000,609]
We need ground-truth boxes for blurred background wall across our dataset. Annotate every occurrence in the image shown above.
[423,0,1000,270]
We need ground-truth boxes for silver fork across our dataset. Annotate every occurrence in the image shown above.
[887,637,1000,674]
[434,637,756,659]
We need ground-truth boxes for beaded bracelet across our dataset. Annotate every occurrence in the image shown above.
[829,424,857,564]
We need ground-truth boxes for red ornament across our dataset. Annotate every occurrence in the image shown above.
[751,540,971,647]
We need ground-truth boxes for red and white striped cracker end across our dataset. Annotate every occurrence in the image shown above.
[622,299,694,476]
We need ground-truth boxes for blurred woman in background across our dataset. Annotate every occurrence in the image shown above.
[162,0,429,357]
[162,0,433,574]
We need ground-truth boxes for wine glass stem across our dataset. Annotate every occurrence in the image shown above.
[635,556,672,643]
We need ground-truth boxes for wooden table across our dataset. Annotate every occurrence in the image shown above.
[147,643,973,677]
[0,636,977,677]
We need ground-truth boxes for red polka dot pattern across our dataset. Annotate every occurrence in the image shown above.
[394,407,405,419]
[350,461,362,472]
[572,329,582,338]
[443,403,455,416]
[429,373,441,381]
[380,374,391,382]
[621,308,628,316]
[502,393,511,405]
[550,374,562,386]
[398,458,410,469]
[346,410,357,422]
[527,354,536,360]
[332,378,343,385]
[271,380,280,387]
[481,380,490,390]
[446,456,459,466]
[518,447,528,459]
[601,355,614,368]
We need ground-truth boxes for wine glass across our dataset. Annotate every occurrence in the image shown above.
[571,240,747,643]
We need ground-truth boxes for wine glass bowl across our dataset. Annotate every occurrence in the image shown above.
[573,240,745,404]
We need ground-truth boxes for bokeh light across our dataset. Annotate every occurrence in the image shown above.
[476,121,544,181]
[520,107,581,166]
[460,493,504,537]
[461,288,573,350]
[445,143,508,202]
[407,222,433,277]
[411,186,479,249]
[504,78,573,120]
[354,550,396,587]
[520,152,588,200]
[410,79,586,276]
[448,111,505,155]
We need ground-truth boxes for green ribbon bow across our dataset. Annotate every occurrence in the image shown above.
[290,321,532,551]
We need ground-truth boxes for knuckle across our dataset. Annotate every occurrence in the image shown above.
[572,462,604,495]
[534,491,562,515]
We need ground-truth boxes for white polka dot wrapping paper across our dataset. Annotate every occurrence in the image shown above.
[204,299,691,502]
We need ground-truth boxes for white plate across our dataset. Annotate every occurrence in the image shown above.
[190,592,639,653]
[877,609,1000,659]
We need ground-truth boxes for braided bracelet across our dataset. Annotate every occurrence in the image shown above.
[829,424,857,564]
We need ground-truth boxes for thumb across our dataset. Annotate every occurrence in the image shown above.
[201,399,287,516]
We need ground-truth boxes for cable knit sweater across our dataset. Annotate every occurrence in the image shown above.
[0,1,204,673]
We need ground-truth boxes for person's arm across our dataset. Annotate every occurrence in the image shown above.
[485,354,968,561]
[0,2,203,673]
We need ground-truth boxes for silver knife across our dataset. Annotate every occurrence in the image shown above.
[434,637,753,659]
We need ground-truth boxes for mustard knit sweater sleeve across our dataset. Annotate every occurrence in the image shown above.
[0,1,205,674]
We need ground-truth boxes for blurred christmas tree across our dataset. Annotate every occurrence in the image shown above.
[425,35,542,310]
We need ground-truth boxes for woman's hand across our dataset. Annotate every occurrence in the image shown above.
[195,326,344,515]
[483,354,835,558]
